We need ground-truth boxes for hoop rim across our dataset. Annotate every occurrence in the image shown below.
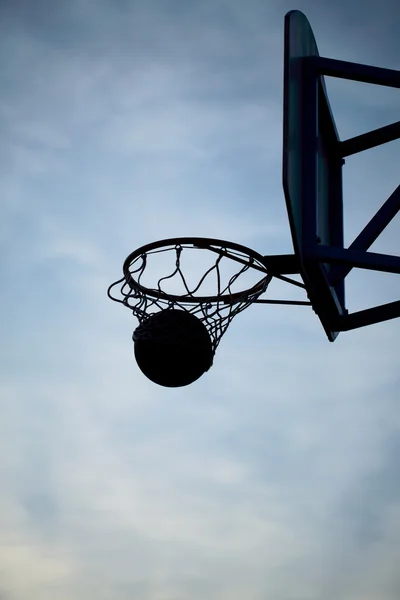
[122,237,271,305]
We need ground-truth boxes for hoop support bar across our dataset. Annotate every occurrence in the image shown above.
[315,56,400,88]
[195,246,304,287]
[330,184,400,284]
[253,299,311,306]
[314,245,400,274]
[337,300,400,331]
[261,254,301,274]
[340,121,400,157]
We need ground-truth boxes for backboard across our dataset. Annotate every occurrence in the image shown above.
[283,10,346,340]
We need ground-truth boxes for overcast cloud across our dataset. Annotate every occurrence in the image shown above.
[1,1,399,599]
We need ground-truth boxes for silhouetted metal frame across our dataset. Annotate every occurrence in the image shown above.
[310,56,400,333]
[280,10,400,339]
[109,13,400,343]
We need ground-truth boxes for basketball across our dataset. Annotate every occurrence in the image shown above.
[133,309,214,387]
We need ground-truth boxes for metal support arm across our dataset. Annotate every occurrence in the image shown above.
[329,185,400,284]
[314,245,400,275]
[315,56,400,88]
[340,121,400,157]
[261,254,300,274]
[337,300,400,331]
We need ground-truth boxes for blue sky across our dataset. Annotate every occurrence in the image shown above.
[1,0,399,599]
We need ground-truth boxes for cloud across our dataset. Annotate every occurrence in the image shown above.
[1,1,400,599]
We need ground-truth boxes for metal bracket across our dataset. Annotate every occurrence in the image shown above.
[336,300,400,331]
[310,55,400,333]
[261,254,300,274]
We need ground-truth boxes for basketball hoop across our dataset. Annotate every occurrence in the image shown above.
[107,237,273,355]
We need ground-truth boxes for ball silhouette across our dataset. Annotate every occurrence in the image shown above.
[133,309,214,387]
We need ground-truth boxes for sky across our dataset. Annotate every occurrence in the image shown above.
[1,0,399,599]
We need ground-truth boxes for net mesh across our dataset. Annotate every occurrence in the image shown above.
[108,240,272,352]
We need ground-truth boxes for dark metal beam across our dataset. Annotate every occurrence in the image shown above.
[330,185,400,284]
[314,245,400,274]
[261,254,300,274]
[253,299,311,306]
[339,185,400,250]
[340,121,400,157]
[315,56,400,88]
[337,300,400,331]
